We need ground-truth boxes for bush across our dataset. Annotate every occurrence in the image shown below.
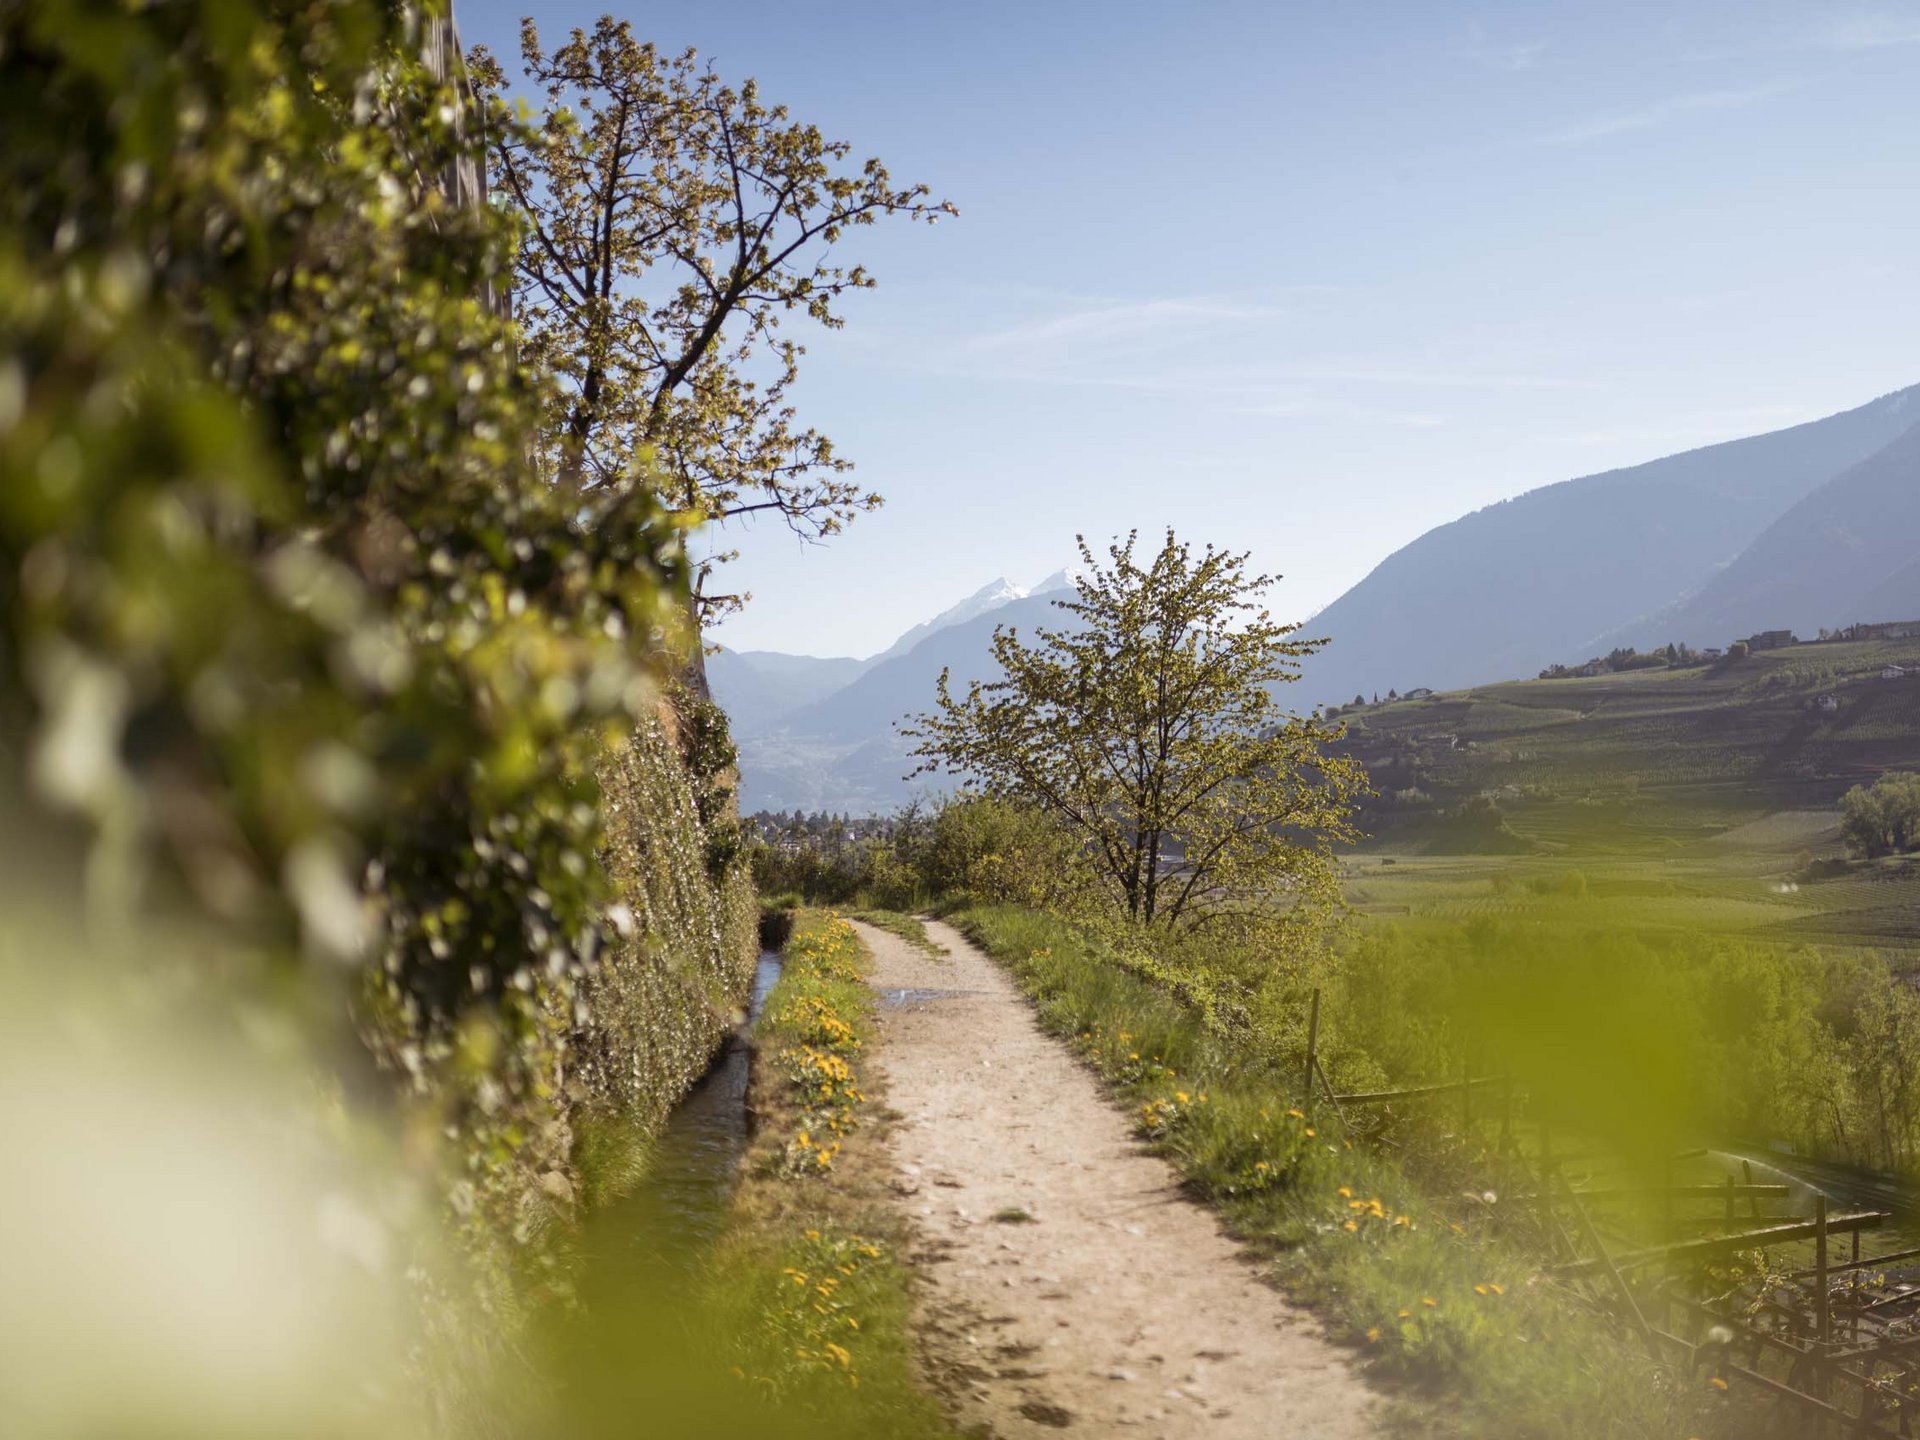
[1841,772,1920,858]
[914,797,1089,910]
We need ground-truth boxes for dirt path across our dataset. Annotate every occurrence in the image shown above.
[855,917,1379,1438]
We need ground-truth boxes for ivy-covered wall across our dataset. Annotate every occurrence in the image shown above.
[578,705,758,1151]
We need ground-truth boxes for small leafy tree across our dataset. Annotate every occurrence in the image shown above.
[470,18,951,613]
[905,531,1367,932]
[1841,772,1920,858]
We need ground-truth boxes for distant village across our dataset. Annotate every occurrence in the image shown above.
[1531,618,1917,682]
[746,808,901,854]
[1323,618,1917,718]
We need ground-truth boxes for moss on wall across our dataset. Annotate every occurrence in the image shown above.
[573,708,759,1189]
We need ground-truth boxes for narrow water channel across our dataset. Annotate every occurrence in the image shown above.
[635,949,785,1263]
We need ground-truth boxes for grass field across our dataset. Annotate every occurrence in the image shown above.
[1333,636,1920,955]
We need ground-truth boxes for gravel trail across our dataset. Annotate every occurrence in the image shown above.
[855,917,1379,1438]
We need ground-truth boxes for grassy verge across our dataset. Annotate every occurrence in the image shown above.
[701,910,957,1437]
[944,902,1717,1440]
[848,908,947,957]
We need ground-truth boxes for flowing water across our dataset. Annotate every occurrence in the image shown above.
[645,950,784,1253]
[587,950,784,1277]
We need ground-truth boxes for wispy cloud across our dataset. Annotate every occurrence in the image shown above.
[960,297,1297,354]
[1539,80,1798,144]
[848,292,1596,434]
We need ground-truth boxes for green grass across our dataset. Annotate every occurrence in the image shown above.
[945,902,1715,1440]
[1343,640,1920,884]
[569,1107,659,1211]
[846,908,947,957]
[698,910,955,1435]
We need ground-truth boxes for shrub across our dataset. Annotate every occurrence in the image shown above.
[915,796,1090,910]
[1841,772,1920,858]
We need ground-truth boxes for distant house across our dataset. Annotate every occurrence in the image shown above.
[1404,687,1435,700]
[1701,647,1724,662]
[1884,665,1910,680]
[1846,620,1920,642]
[1747,629,1797,651]
[1815,693,1840,713]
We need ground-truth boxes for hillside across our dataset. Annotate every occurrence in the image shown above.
[1301,384,1920,707]
[784,592,1068,741]
[1337,635,1920,840]
[705,648,870,736]
[722,590,1080,811]
[1603,418,1920,649]
[715,389,1920,813]
[1330,636,1920,950]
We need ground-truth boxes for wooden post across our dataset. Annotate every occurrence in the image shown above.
[1312,1055,1351,1134]
[1851,1225,1860,1344]
[1558,1168,1658,1356]
[1816,1194,1831,1348]
[1741,1159,1762,1221]
[1724,1173,1736,1228]
[1301,988,1320,1108]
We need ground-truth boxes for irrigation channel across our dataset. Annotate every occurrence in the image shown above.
[647,949,786,1257]
[577,948,784,1284]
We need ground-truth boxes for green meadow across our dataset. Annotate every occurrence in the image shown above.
[1335,635,1920,956]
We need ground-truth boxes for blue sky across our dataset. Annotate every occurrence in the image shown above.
[460,1,1920,658]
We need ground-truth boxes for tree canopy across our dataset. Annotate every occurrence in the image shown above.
[905,532,1367,932]
[470,18,951,615]
[1842,772,1920,858]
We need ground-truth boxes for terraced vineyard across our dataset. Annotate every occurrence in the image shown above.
[1332,636,1920,955]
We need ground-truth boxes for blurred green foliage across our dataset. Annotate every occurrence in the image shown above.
[1,0,688,1018]
[1338,918,1920,1175]
[0,0,756,1397]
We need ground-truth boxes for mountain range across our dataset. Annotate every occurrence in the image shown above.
[708,574,1080,813]
[713,383,1920,814]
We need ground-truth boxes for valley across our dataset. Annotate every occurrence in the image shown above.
[1331,635,1920,952]
[717,386,1920,817]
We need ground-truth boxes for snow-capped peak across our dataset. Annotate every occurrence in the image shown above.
[868,569,1080,663]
